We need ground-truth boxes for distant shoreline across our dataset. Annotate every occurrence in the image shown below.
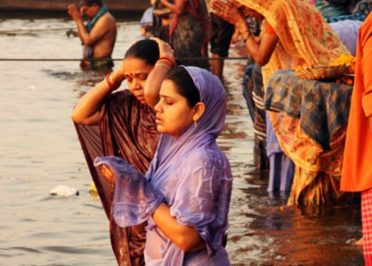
[0,10,144,20]
[0,0,148,19]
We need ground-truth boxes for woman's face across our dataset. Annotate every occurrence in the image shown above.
[154,79,197,138]
[122,57,154,104]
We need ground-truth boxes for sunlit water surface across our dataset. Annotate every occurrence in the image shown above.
[0,18,363,265]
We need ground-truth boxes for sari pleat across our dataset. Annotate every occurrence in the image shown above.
[74,90,159,265]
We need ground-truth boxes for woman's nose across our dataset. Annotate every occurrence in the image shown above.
[132,80,141,90]
[154,101,161,112]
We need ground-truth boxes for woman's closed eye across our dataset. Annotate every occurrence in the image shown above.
[124,73,148,82]
[159,96,176,106]
[125,75,133,82]
[137,73,148,81]
[165,99,174,105]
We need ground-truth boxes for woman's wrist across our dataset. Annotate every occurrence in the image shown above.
[105,72,121,91]
[158,56,176,68]
[155,61,172,72]
[155,56,176,72]
[235,19,250,43]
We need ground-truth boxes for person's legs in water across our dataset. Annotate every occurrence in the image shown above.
[209,13,234,80]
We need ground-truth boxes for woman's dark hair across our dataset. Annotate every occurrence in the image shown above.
[83,0,103,7]
[124,39,160,66]
[167,66,201,107]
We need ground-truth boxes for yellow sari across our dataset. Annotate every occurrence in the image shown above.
[236,0,352,205]
[236,0,350,86]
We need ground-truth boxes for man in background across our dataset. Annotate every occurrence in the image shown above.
[68,0,117,71]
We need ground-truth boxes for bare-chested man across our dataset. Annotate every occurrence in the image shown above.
[68,0,117,71]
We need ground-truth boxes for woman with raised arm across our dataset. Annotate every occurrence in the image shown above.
[95,66,232,265]
[72,38,176,265]
[211,0,353,205]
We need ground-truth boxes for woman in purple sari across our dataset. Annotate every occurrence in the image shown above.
[95,66,232,265]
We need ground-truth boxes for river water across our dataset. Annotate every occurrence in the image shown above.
[0,17,364,265]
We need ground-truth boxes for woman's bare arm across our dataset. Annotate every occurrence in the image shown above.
[71,69,124,125]
[244,30,279,66]
[144,37,176,107]
[211,0,279,66]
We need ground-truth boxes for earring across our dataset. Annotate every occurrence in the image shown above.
[194,119,198,128]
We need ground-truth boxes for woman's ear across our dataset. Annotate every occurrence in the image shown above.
[192,102,206,123]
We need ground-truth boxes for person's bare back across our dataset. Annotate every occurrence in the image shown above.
[68,1,117,60]
[88,12,117,58]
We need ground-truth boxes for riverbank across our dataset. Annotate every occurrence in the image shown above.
[0,0,148,19]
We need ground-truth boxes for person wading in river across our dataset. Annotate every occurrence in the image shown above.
[67,0,117,71]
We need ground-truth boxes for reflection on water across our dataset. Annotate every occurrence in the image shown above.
[0,18,363,265]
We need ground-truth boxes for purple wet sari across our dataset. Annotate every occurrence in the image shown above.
[101,67,233,265]
[74,90,159,265]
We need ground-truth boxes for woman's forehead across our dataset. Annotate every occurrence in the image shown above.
[160,80,182,97]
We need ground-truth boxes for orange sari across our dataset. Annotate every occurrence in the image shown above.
[236,0,352,205]
[341,13,372,192]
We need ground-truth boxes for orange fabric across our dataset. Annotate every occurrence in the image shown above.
[235,0,350,87]
[341,13,372,192]
[269,112,346,175]
[236,0,352,204]
[264,22,276,35]
[235,0,353,204]
[269,112,349,205]
[288,168,345,206]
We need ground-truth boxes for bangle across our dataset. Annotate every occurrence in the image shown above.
[105,72,117,90]
[158,56,176,68]
[155,61,172,72]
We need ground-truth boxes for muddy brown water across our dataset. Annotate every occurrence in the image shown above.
[0,18,363,265]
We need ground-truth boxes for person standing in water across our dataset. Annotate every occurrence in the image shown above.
[72,38,176,265]
[67,0,117,71]
[95,66,232,265]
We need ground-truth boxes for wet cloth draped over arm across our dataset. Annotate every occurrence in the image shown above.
[94,156,164,226]
[234,0,350,87]
[74,90,159,265]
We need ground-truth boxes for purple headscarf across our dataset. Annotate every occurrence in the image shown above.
[146,66,227,180]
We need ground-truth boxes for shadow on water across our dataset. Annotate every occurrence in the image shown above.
[221,47,363,265]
